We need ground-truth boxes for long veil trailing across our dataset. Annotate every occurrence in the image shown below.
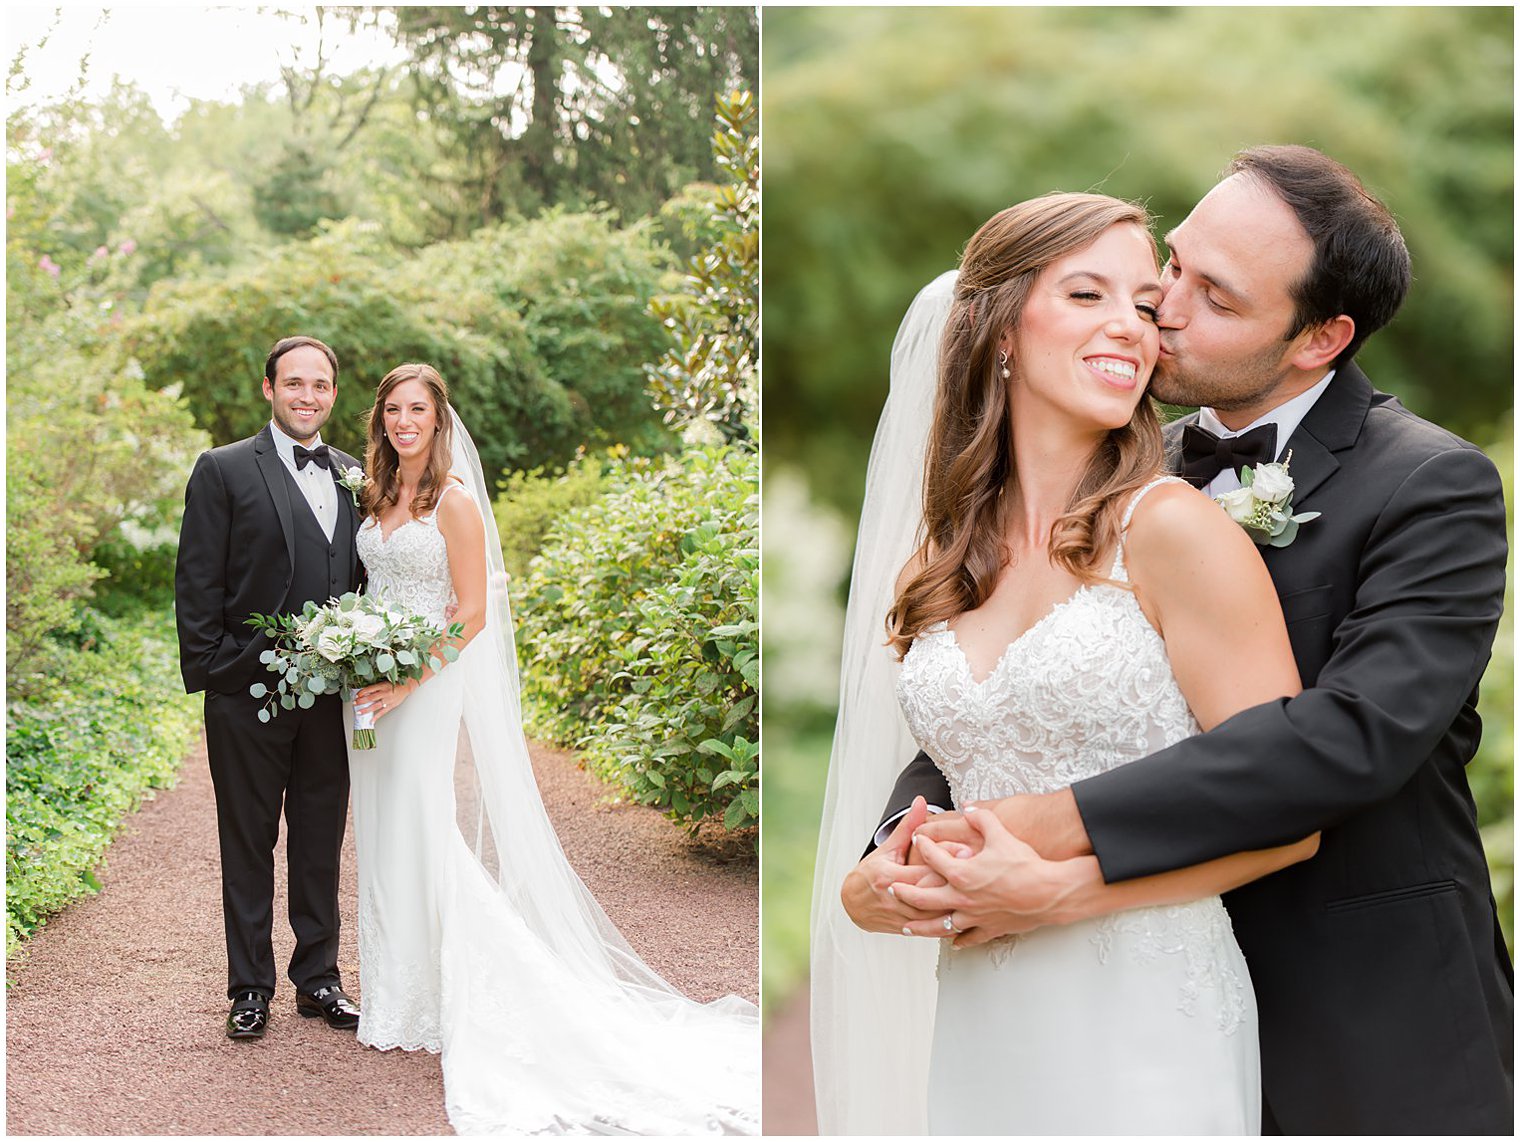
[809,271,958,1136]
[438,409,759,1134]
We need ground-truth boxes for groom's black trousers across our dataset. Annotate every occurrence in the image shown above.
[203,687,348,1000]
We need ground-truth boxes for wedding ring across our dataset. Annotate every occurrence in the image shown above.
[942,917,955,933]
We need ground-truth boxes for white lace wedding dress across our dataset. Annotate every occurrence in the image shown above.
[895,479,1260,1135]
[347,483,758,1135]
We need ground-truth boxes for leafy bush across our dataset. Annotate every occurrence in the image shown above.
[121,209,676,480]
[6,302,206,690]
[516,444,758,834]
[6,609,201,957]
[646,91,758,443]
[492,451,614,579]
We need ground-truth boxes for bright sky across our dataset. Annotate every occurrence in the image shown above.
[5,4,407,123]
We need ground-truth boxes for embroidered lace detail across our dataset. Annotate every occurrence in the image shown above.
[1090,899,1249,1034]
[356,887,443,1054]
[355,486,465,626]
[898,477,1247,1027]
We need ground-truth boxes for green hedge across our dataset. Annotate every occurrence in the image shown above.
[516,443,758,835]
[492,451,616,580]
[6,609,201,957]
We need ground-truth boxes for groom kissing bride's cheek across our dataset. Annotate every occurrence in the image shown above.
[828,146,1511,1135]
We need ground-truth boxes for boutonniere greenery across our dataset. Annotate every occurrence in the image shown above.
[337,465,367,508]
[1214,451,1321,548]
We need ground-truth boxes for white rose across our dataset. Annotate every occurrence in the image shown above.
[1249,463,1295,504]
[315,626,349,663]
[344,465,364,483]
[351,611,387,645]
[1215,486,1257,525]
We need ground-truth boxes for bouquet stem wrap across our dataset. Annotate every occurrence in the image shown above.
[352,704,378,750]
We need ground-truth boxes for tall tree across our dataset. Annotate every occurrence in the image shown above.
[361,5,757,229]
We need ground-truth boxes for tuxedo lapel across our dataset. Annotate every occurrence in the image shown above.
[253,425,298,572]
[328,456,363,589]
[1276,363,1373,506]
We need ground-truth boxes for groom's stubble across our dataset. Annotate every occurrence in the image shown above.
[1148,331,1297,414]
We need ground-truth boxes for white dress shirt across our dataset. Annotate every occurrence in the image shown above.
[269,420,338,542]
[1195,369,1337,499]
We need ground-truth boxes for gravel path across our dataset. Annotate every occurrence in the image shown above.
[762,984,817,1135]
[6,735,757,1135]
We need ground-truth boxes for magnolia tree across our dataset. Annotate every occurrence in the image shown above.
[645,91,758,445]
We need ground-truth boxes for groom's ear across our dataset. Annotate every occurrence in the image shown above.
[1289,314,1354,372]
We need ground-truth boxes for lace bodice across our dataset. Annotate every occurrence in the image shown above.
[896,478,1199,806]
[897,478,1248,1038]
[354,486,462,625]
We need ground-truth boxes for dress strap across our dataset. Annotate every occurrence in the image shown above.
[424,479,469,520]
[1111,476,1186,582]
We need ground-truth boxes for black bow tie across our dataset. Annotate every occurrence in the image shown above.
[1179,423,1278,489]
[293,443,331,471]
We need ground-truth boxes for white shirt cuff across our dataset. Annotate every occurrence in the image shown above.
[872,803,947,848]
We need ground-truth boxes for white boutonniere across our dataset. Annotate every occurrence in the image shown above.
[1214,451,1321,548]
[337,465,367,508]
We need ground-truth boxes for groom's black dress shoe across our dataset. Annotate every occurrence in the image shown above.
[296,985,361,1030]
[226,991,269,1040]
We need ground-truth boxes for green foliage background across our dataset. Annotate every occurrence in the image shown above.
[516,445,759,836]
[761,6,1515,1019]
[7,8,759,956]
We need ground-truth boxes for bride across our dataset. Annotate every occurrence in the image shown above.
[811,193,1318,1134]
[344,362,757,1134]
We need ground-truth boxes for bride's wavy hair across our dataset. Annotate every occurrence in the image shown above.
[886,193,1166,658]
[361,363,456,520]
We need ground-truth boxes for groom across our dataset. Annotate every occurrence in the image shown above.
[174,335,364,1039]
[848,146,1513,1133]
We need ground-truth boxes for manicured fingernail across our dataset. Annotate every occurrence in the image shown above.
[964,804,979,813]
[902,926,912,936]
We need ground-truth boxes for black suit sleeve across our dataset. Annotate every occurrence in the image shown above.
[174,451,235,693]
[1073,445,1508,881]
[866,750,953,855]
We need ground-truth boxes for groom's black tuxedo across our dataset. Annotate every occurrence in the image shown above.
[175,425,364,1000]
[878,363,1513,1134]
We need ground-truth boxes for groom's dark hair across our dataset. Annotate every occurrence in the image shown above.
[264,335,339,384]
[1228,145,1410,368]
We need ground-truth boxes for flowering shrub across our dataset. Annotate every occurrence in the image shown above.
[515,444,758,835]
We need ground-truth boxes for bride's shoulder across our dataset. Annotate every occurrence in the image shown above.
[1123,478,1268,587]
[435,477,483,528]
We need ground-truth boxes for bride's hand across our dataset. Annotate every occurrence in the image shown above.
[892,806,1083,941]
[355,679,416,720]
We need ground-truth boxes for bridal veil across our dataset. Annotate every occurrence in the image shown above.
[809,271,957,1135]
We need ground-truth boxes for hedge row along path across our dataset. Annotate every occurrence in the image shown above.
[7,733,757,1135]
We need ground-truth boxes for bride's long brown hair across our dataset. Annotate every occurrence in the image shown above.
[360,363,456,521]
[886,193,1166,658]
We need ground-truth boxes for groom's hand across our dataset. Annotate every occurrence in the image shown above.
[893,806,1091,944]
[842,797,958,934]
[914,789,1091,861]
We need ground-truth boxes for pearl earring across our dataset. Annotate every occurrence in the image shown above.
[998,350,1011,380]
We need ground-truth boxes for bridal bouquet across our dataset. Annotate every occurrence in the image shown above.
[246,593,463,748]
